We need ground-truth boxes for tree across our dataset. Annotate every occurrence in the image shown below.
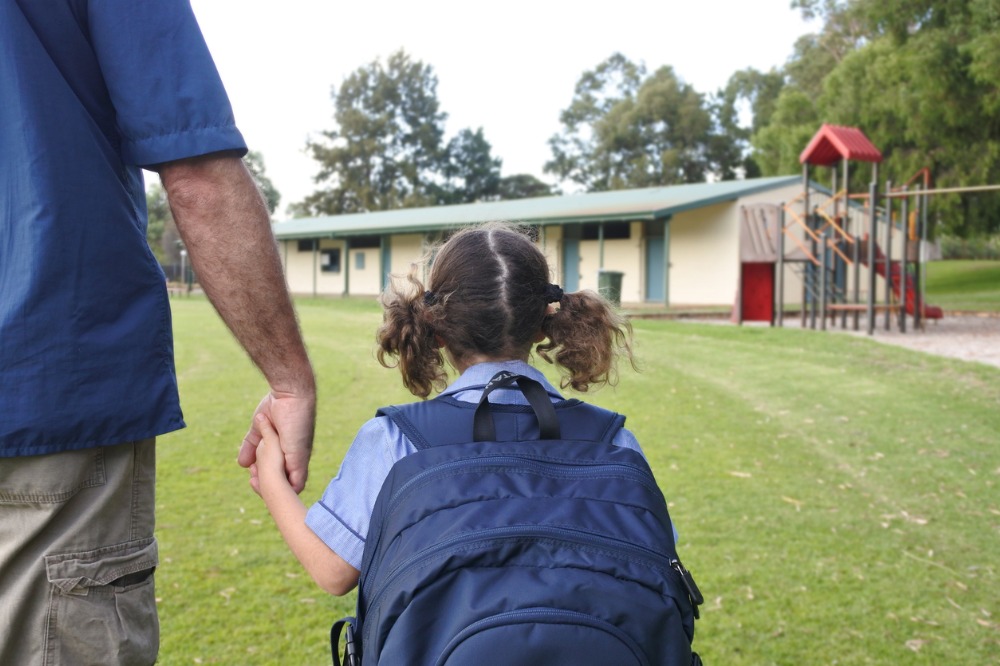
[545,53,647,191]
[437,127,502,204]
[750,89,821,176]
[712,68,786,179]
[145,182,181,270]
[496,174,556,200]
[243,150,281,216]
[293,50,448,216]
[546,54,730,191]
[784,0,1000,236]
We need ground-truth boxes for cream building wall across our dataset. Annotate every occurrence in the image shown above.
[275,181,815,305]
[666,182,810,306]
[388,234,426,278]
[282,241,318,295]
[280,239,347,296]
[668,203,739,306]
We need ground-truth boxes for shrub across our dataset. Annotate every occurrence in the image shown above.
[938,234,1000,260]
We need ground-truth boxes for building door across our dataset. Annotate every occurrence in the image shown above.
[645,228,665,302]
[740,262,775,322]
[562,226,580,292]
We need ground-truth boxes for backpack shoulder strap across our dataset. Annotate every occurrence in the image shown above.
[376,383,625,449]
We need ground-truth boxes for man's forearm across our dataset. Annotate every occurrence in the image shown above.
[157,152,314,396]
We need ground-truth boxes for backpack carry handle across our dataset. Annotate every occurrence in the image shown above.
[473,371,561,442]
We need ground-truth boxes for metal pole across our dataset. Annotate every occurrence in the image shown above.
[841,159,850,329]
[809,206,818,330]
[851,169,861,331]
[899,187,909,333]
[802,164,810,329]
[917,186,929,328]
[777,205,785,328]
[831,164,841,328]
[883,181,893,331]
[867,182,877,335]
[820,228,829,331]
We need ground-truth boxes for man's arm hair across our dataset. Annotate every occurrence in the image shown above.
[156,152,316,490]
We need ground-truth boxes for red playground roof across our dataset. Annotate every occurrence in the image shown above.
[799,124,883,166]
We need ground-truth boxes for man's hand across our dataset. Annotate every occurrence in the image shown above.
[240,389,316,494]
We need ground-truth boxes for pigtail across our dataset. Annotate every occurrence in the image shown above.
[537,289,636,392]
[376,268,448,398]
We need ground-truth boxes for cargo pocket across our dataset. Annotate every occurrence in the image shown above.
[44,537,159,666]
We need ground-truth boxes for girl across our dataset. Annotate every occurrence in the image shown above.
[251,222,639,596]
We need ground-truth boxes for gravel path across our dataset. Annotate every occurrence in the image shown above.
[778,312,1000,369]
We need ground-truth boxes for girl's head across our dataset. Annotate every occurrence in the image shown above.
[377,222,634,398]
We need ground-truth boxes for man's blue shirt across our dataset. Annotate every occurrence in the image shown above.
[0,0,247,455]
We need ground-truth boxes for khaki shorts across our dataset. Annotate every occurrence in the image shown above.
[0,440,158,665]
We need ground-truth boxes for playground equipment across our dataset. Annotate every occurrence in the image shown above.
[737,124,947,334]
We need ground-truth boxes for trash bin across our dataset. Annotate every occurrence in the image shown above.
[598,270,624,306]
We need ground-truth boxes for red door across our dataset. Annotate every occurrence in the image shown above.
[741,262,774,322]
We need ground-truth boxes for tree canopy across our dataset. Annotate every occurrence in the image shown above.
[292,50,506,216]
[244,151,281,216]
[545,54,732,191]
[292,12,999,236]
[752,0,1000,236]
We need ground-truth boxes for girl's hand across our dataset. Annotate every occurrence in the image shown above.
[249,413,290,497]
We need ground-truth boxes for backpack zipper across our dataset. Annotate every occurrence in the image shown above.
[361,455,665,590]
[363,523,684,627]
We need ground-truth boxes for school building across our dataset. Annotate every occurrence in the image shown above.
[271,176,807,307]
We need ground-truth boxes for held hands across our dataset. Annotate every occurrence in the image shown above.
[246,413,287,497]
[239,390,316,494]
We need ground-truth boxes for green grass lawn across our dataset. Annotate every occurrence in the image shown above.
[158,297,1000,664]
[925,260,1000,312]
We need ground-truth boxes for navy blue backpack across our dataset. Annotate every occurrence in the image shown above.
[332,371,703,665]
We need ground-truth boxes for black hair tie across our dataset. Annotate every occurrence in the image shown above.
[423,291,437,306]
[543,283,564,303]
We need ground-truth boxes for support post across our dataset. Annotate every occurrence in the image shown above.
[884,181,893,331]
[662,217,671,307]
[915,185,928,329]
[820,228,829,331]
[867,182,878,335]
[841,159,851,329]
[899,187,909,333]
[312,240,318,297]
[598,222,605,269]
[802,164,810,329]
[776,205,785,328]
[342,238,351,297]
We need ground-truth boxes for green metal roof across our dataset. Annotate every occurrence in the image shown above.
[272,176,800,239]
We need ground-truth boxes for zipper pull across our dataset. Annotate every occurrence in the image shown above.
[670,558,704,619]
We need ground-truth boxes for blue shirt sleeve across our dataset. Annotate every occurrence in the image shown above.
[305,417,411,570]
[87,0,246,166]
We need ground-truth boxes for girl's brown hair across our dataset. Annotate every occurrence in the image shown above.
[376,222,635,397]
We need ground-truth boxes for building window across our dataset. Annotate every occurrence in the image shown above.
[297,239,317,252]
[355,252,366,270]
[349,235,381,249]
[581,222,630,240]
[321,248,341,273]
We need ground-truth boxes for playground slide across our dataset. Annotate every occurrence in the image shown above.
[867,242,944,319]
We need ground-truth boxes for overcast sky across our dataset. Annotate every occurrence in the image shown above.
[186,0,817,217]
